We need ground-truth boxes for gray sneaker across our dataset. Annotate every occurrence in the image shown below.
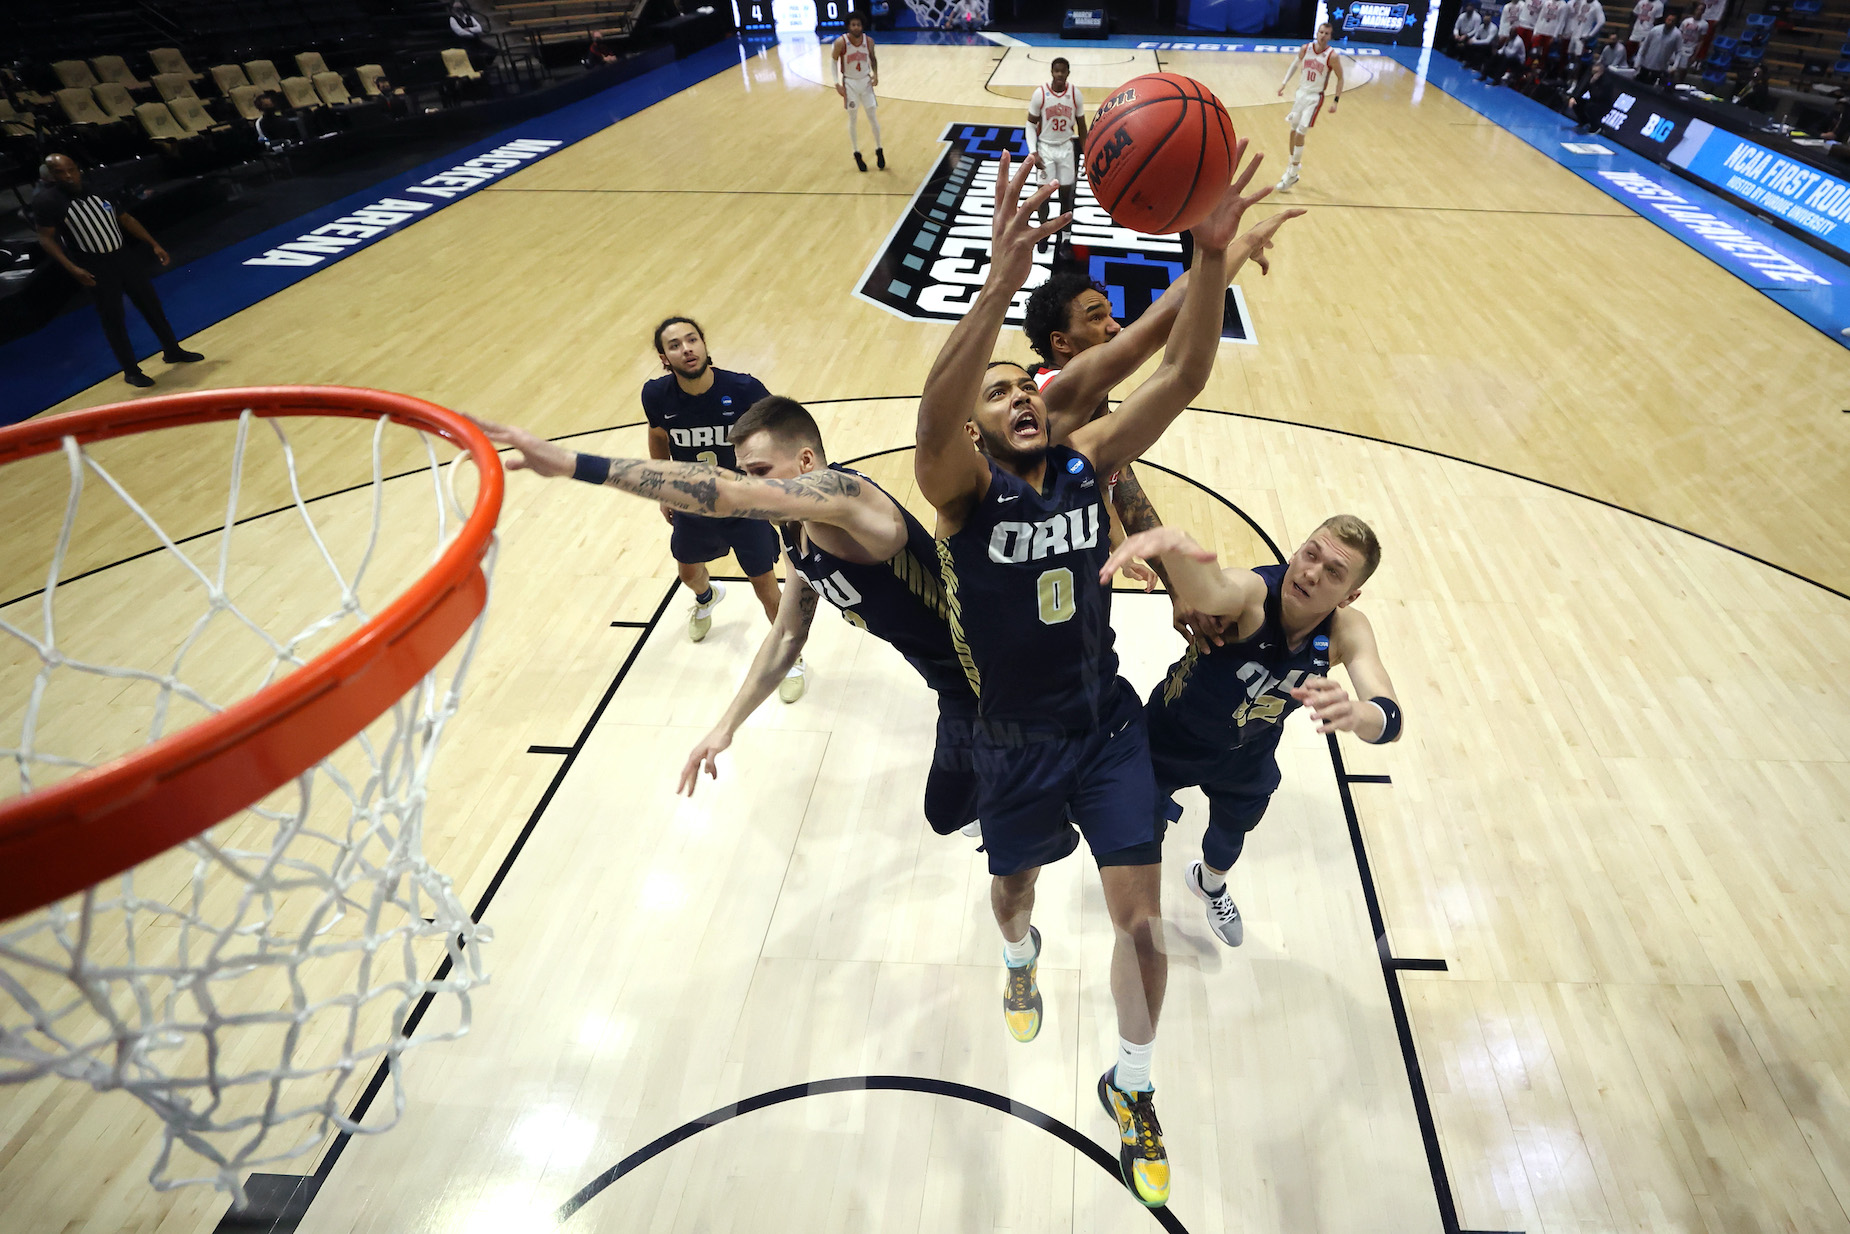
[1186,860,1242,946]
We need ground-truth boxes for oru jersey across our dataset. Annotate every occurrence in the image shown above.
[1147,562,1334,761]
[938,446,1117,733]
[779,466,964,695]
[639,368,771,472]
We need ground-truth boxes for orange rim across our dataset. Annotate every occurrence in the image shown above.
[0,387,503,921]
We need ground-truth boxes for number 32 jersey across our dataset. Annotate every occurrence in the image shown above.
[937,446,1117,733]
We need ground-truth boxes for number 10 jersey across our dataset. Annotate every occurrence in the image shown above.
[937,446,1119,734]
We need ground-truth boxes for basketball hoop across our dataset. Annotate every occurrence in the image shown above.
[0,387,501,1202]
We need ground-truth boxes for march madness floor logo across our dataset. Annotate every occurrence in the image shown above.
[856,123,1255,345]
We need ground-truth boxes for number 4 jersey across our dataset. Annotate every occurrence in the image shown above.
[937,446,1118,733]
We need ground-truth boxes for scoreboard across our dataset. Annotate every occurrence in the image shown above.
[735,0,876,30]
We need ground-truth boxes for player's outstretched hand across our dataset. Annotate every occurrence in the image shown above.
[1228,205,1307,277]
[1175,605,1228,653]
[471,416,575,478]
[1117,557,1160,591]
[678,726,734,796]
[1098,527,1216,584]
[1188,139,1278,254]
[1291,676,1365,735]
[987,151,1068,292]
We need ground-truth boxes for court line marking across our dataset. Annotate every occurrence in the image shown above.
[554,1075,1193,1231]
[482,187,917,197]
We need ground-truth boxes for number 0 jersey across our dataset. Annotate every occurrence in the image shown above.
[938,446,1117,733]
[1146,563,1335,760]
[778,466,965,696]
[639,368,771,471]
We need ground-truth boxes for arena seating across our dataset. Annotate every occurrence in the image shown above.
[91,83,139,122]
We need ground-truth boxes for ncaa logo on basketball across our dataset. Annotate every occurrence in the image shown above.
[1088,127,1135,181]
[854,123,1256,345]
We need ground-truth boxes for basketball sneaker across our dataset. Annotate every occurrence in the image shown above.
[779,657,807,703]
[875,147,886,170]
[688,581,726,642]
[1002,925,1043,1042]
[1185,860,1242,947]
[1098,1068,1170,1208]
[961,819,982,838]
[854,151,868,172]
[1275,166,1300,192]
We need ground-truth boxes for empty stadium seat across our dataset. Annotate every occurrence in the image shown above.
[153,73,198,102]
[0,98,38,138]
[296,51,332,77]
[90,56,149,91]
[167,94,227,134]
[281,76,324,110]
[55,87,113,125]
[442,48,483,80]
[53,61,100,91]
[149,48,204,82]
[228,84,264,120]
[245,60,285,93]
[313,71,355,106]
[135,101,196,142]
[211,64,252,96]
[91,82,138,120]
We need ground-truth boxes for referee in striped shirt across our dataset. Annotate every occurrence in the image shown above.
[33,154,204,388]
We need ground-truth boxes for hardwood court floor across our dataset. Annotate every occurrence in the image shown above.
[2,37,1848,1234]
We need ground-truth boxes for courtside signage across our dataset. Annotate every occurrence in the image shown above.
[244,139,562,267]
[1134,40,1383,52]
[1597,169,1831,285]
[1668,121,1850,260]
[855,122,1255,344]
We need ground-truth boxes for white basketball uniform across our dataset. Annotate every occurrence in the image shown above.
[1287,43,1337,134]
[838,33,876,113]
[1029,83,1085,188]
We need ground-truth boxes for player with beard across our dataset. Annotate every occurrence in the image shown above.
[473,396,982,833]
[1100,519,1402,948]
[914,148,1298,1208]
[643,317,786,655]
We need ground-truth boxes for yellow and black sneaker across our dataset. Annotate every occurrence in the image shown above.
[1098,1068,1170,1208]
[1002,925,1043,1043]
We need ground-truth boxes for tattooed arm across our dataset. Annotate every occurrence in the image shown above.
[1111,463,1230,650]
[680,563,822,794]
[474,417,893,536]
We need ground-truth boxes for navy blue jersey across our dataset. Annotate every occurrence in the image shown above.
[639,368,771,470]
[938,446,1116,732]
[1147,563,1335,759]
[779,466,964,694]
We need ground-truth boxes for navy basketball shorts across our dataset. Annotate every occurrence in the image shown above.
[1146,712,1281,873]
[924,687,980,836]
[971,678,1165,877]
[668,512,780,576]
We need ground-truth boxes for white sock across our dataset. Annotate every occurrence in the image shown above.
[1289,148,1303,169]
[847,108,860,153]
[1198,864,1227,895]
[1115,1038,1155,1093]
[867,109,882,148]
[1002,929,1036,968]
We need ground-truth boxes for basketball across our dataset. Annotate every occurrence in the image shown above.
[1083,72,1237,235]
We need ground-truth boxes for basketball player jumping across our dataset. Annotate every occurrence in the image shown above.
[473,397,982,833]
[831,13,883,172]
[1023,219,1284,648]
[1027,57,1085,242]
[1100,521,1402,947]
[643,317,785,652]
[1274,20,1342,192]
[914,148,1298,1209]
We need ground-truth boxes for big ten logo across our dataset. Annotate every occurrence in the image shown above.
[986,506,1103,564]
[1088,126,1135,180]
[1641,113,1675,142]
[669,425,730,448]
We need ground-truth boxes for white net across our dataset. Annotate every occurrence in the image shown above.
[0,408,493,1204]
[901,0,991,29]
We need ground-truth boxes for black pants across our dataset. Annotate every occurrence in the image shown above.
[77,248,180,374]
